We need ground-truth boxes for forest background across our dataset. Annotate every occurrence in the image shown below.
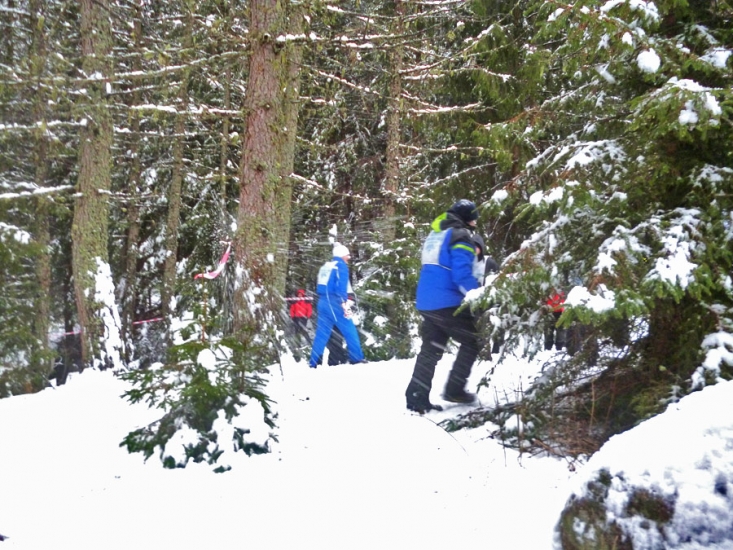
[1,0,732,494]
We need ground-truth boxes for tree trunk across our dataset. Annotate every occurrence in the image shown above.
[272,4,306,292]
[59,268,76,385]
[121,0,145,351]
[1,0,14,67]
[28,0,52,383]
[1,0,15,124]
[220,66,232,210]
[382,0,405,242]
[232,0,293,346]
[71,0,119,369]
[161,7,193,327]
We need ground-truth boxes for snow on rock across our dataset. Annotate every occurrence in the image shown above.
[555,380,733,549]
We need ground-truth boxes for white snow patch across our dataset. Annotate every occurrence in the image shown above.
[646,221,697,290]
[565,284,616,313]
[679,100,698,125]
[600,0,660,21]
[701,48,731,69]
[529,191,544,206]
[93,258,124,371]
[596,64,616,84]
[491,189,509,203]
[637,49,661,73]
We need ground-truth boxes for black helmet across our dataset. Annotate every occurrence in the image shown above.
[448,199,479,224]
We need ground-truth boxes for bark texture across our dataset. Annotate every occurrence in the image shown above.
[161,8,192,325]
[30,0,52,382]
[233,0,297,345]
[71,0,114,368]
[383,0,404,242]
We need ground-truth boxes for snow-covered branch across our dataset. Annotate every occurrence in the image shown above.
[0,185,74,201]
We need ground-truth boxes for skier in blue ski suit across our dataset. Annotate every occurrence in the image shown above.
[309,244,365,368]
[405,199,482,413]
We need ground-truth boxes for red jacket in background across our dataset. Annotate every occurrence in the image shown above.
[547,291,566,313]
[290,290,313,319]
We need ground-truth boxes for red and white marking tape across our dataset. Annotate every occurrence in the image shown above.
[194,242,231,280]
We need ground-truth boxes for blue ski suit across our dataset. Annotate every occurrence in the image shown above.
[309,256,365,367]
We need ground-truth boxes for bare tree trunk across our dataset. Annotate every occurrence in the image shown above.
[121,0,145,351]
[220,66,232,210]
[232,0,292,345]
[33,194,51,375]
[29,0,52,383]
[382,0,404,242]
[122,143,142,341]
[272,3,307,292]
[1,0,15,132]
[71,0,119,369]
[161,7,193,326]
[1,0,14,67]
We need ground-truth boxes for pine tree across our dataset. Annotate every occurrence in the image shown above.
[468,0,733,453]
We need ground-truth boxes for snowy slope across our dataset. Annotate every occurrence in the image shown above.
[0,352,574,549]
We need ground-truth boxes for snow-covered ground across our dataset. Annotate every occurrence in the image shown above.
[1,348,731,549]
[0,350,574,549]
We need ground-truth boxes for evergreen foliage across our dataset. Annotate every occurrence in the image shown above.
[352,226,422,362]
[120,316,276,472]
[465,0,733,455]
[0,222,41,395]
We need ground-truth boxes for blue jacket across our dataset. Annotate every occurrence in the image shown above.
[416,213,480,311]
[316,256,350,305]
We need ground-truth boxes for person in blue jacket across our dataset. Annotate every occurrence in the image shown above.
[405,199,482,413]
[309,244,365,368]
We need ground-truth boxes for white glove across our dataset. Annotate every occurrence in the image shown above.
[342,300,355,319]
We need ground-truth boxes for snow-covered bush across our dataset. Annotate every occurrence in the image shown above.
[120,313,276,472]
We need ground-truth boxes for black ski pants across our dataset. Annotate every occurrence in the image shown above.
[406,307,480,402]
[544,311,567,351]
[327,326,348,365]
